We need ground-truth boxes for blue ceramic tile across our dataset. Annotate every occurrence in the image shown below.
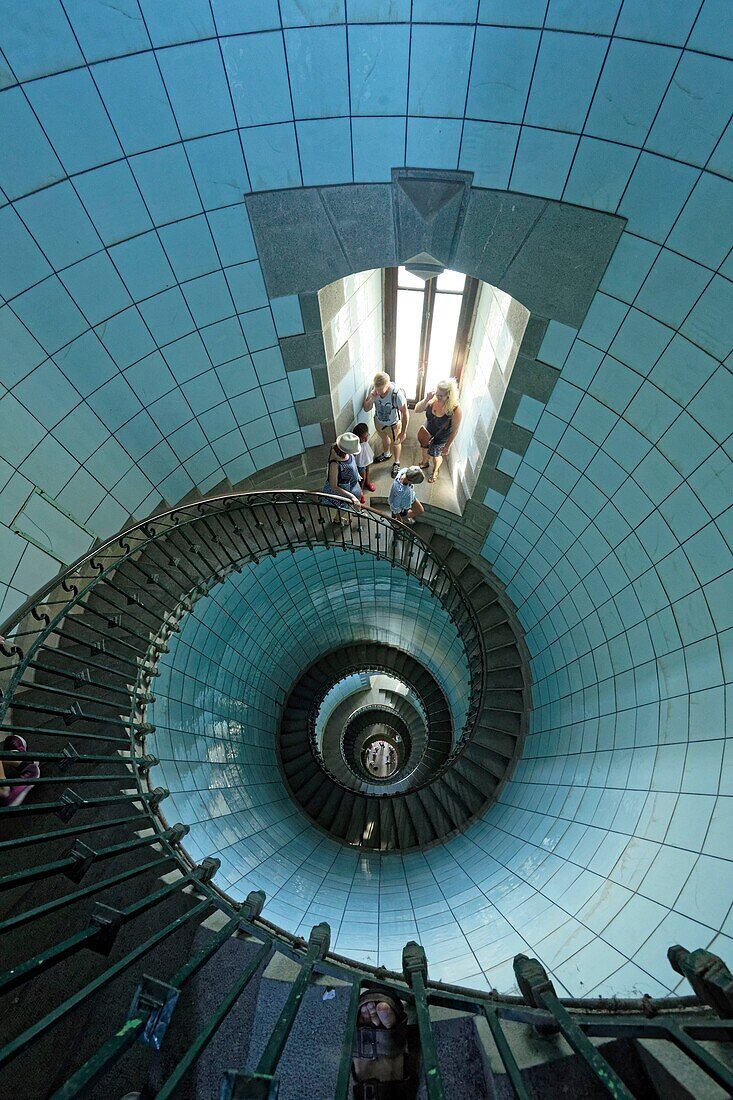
[16,181,101,269]
[285,25,349,119]
[467,26,540,123]
[14,359,80,428]
[124,351,176,405]
[413,0,478,18]
[0,205,52,300]
[647,51,733,168]
[599,233,660,304]
[0,87,65,200]
[159,216,220,282]
[408,24,473,118]
[54,331,117,397]
[681,276,733,360]
[93,52,179,155]
[459,121,519,189]
[618,153,698,244]
[226,262,269,314]
[241,124,302,190]
[182,272,234,328]
[157,40,236,139]
[138,287,196,346]
[94,308,155,367]
[185,132,251,209]
[346,0,410,18]
[349,23,409,115]
[207,205,257,267]
[26,68,122,174]
[616,0,702,47]
[64,0,150,61]
[635,251,711,329]
[406,118,462,170]
[689,368,733,444]
[12,276,87,354]
[60,252,132,325]
[297,118,353,185]
[212,0,280,33]
[242,308,278,353]
[563,138,637,212]
[222,32,292,128]
[0,0,84,80]
[586,40,680,147]
[481,0,548,27]
[130,144,203,225]
[201,318,247,366]
[271,296,303,338]
[668,173,733,270]
[138,0,215,46]
[73,161,153,246]
[525,31,607,133]
[281,0,344,24]
[511,127,578,200]
[352,117,406,182]
[109,232,177,301]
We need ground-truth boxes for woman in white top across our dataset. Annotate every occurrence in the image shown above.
[414,378,462,483]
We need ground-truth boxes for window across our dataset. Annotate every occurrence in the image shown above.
[384,266,478,404]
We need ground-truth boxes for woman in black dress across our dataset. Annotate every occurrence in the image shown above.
[414,378,462,483]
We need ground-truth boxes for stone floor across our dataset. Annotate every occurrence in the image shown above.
[366,418,461,516]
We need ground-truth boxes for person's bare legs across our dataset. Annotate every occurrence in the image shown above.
[428,453,443,482]
[377,425,393,461]
[392,427,402,467]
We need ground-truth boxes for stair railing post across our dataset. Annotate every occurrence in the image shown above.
[513,955,634,1099]
[402,940,445,1100]
[222,921,331,1097]
[668,944,733,1017]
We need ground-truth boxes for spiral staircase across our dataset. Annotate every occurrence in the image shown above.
[0,491,731,1100]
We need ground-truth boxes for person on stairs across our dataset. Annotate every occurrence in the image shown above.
[351,989,419,1098]
[323,432,366,527]
[388,466,425,527]
[353,422,376,493]
[415,378,462,483]
[0,733,40,807]
[362,372,408,479]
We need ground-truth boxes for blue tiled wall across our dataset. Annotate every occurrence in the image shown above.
[1,1,731,997]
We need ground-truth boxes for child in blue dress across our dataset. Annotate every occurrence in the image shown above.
[388,466,425,526]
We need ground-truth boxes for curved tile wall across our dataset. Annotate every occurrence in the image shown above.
[1,2,731,999]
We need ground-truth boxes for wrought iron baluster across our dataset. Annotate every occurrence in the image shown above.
[50,892,268,1100]
[0,821,183,892]
[482,1005,531,1099]
[0,785,168,819]
[514,956,634,1099]
[0,858,218,997]
[0,810,144,853]
[0,854,173,935]
[334,977,363,1100]
[230,921,331,1094]
[0,897,212,1070]
[403,941,445,1100]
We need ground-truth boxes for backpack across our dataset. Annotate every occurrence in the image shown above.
[390,386,406,410]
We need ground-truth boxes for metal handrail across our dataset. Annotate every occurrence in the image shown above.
[0,485,731,1097]
[0,490,485,736]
